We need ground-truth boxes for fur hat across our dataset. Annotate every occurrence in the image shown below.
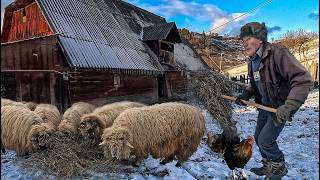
[240,22,268,42]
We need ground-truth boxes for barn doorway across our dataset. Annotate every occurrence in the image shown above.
[157,74,168,98]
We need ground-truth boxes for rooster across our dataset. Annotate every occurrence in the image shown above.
[207,131,254,179]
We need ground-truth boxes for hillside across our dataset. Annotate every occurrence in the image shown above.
[179,29,246,72]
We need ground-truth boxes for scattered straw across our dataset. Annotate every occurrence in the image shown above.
[31,133,135,177]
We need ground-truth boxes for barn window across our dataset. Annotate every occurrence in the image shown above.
[114,74,121,88]
[22,8,27,22]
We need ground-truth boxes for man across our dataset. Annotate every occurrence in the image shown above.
[236,22,313,179]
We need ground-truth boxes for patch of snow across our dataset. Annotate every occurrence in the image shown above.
[174,43,206,71]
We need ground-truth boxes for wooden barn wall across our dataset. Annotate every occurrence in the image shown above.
[166,71,188,94]
[1,73,17,100]
[68,72,158,104]
[6,2,53,42]
[1,36,67,111]
[1,36,65,71]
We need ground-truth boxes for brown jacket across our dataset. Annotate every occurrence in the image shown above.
[246,42,313,108]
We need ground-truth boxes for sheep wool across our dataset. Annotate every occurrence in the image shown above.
[80,101,145,143]
[23,101,38,111]
[1,105,53,155]
[1,98,27,108]
[58,102,95,135]
[100,102,205,166]
[34,104,61,128]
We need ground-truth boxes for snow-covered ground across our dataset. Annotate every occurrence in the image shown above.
[1,89,319,179]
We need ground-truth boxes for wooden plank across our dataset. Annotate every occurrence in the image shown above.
[40,38,48,69]
[50,73,56,105]
[15,74,22,101]
[1,46,6,69]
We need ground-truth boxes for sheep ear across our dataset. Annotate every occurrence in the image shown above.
[126,141,134,149]
[99,141,105,146]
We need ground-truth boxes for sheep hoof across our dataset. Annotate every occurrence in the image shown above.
[160,156,174,165]
[132,162,140,167]
[175,161,182,167]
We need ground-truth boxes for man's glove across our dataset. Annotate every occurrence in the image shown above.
[274,99,302,127]
[235,90,252,106]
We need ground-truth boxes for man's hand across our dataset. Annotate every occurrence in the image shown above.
[235,91,252,106]
[274,99,302,126]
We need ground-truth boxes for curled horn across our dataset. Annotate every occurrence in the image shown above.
[99,141,105,146]
[126,141,134,148]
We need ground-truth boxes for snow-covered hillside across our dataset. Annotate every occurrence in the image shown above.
[1,89,319,179]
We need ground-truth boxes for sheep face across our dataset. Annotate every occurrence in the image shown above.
[29,125,53,150]
[100,128,134,161]
[79,119,101,143]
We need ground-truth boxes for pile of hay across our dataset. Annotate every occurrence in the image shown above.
[31,133,135,177]
[189,70,237,133]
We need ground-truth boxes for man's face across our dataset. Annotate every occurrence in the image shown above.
[242,36,263,57]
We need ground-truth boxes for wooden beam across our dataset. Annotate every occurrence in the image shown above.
[159,40,174,45]
[16,74,22,101]
[50,73,56,105]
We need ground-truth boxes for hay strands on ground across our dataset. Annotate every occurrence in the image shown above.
[31,133,135,177]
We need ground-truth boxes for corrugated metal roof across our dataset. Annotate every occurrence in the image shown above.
[141,22,176,41]
[35,0,205,73]
[37,0,163,74]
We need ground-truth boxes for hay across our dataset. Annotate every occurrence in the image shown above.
[189,70,238,136]
[31,133,135,177]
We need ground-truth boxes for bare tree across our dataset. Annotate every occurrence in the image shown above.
[277,29,318,60]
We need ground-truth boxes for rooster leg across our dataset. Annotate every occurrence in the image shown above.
[241,169,248,180]
[231,169,238,180]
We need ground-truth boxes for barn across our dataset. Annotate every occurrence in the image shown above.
[1,0,207,111]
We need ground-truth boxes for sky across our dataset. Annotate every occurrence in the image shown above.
[124,0,319,40]
[1,0,319,40]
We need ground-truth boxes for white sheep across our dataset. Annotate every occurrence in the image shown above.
[1,98,27,108]
[79,101,145,144]
[34,104,61,129]
[57,102,95,135]
[100,102,205,166]
[1,105,55,155]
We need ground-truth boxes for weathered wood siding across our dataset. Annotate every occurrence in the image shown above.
[1,73,16,100]
[69,72,158,104]
[166,71,188,94]
[6,2,53,42]
[1,36,65,71]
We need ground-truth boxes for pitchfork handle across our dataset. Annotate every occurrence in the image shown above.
[221,95,277,113]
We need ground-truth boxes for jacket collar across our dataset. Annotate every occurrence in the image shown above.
[261,42,272,59]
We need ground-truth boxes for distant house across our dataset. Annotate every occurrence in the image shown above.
[1,0,207,111]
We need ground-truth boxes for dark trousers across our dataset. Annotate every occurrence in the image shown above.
[254,110,285,162]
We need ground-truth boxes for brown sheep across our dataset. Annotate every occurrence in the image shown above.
[58,102,95,135]
[79,101,145,144]
[100,102,205,166]
[1,105,54,155]
[34,104,61,129]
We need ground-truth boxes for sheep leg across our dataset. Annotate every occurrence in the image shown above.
[240,169,248,179]
[1,147,5,153]
[131,156,144,167]
[160,155,175,165]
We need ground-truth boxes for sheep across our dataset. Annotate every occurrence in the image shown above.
[1,98,27,108]
[22,101,38,111]
[99,102,205,166]
[57,102,95,135]
[34,104,61,129]
[1,105,55,155]
[79,101,145,144]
